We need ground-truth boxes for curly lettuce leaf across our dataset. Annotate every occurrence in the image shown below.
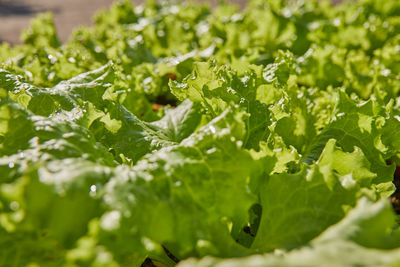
[179,198,400,267]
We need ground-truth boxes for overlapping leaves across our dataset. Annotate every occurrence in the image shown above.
[1,0,400,266]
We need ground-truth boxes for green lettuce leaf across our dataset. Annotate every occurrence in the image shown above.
[178,198,400,267]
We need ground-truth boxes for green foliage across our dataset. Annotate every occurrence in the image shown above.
[1,0,400,266]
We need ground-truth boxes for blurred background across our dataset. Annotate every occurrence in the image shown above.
[0,0,341,45]
[0,0,243,45]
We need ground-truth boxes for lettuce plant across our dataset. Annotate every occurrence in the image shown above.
[1,0,400,266]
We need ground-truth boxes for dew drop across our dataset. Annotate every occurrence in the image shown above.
[101,211,121,231]
[10,201,19,211]
[206,147,217,154]
[143,77,153,85]
[174,181,182,187]
[89,185,97,197]
[157,30,165,37]
[381,69,391,77]
[241,76,250,83]
[209,125,216,134]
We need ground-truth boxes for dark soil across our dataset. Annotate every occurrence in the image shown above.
[391,166,400,214]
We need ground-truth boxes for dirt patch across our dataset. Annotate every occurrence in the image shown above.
[0,0,117,45]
